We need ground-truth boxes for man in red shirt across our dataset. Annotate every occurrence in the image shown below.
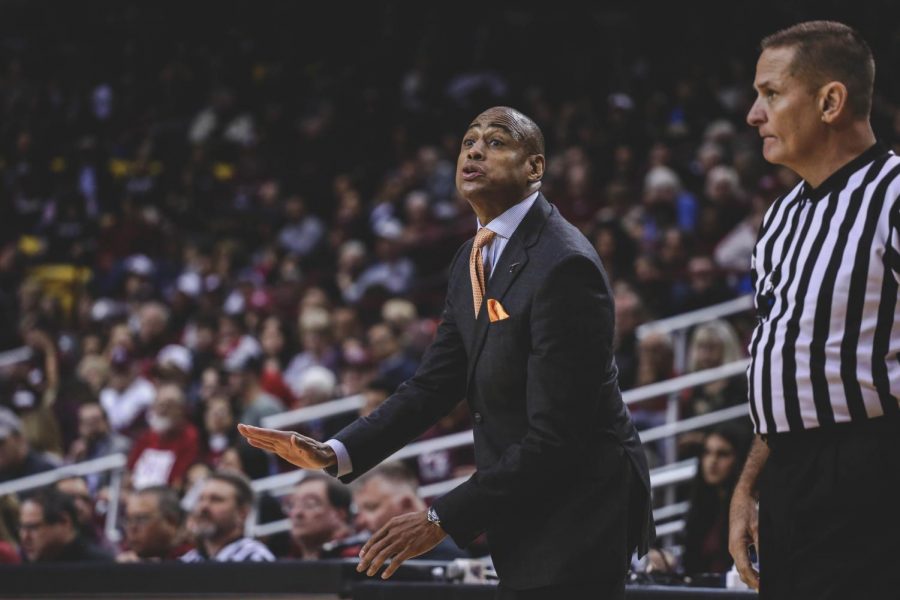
[128,382,199,490]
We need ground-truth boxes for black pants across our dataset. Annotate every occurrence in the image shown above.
[495,579,625,600]
[759,417,900,600]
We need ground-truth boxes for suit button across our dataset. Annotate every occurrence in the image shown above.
[473,412,483,424]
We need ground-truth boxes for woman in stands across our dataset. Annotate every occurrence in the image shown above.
[681,425,748,576]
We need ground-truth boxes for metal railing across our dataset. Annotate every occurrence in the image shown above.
[0,453,127,544]
[635,295,754,341]
[248,457,702,539]
[262,394,364,430]
[246,361,751,537]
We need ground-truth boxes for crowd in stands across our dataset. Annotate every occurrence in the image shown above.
[2,1,900,578]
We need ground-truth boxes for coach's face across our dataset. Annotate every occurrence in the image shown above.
[456,107,543,214]
[747,46,823,170]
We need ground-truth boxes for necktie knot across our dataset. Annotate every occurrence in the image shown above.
[474,227,496,250]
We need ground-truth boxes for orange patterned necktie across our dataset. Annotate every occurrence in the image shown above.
[469,228,496,317]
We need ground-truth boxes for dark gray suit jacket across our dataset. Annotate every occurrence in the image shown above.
[332,195,653,589]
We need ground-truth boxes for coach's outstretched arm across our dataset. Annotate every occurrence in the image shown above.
[237,425,336,470]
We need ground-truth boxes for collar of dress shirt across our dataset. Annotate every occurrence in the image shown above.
[475,191,540,239]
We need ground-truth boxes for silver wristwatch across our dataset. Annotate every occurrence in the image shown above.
[426,506,442,528]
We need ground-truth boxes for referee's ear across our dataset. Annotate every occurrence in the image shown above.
[819,81,849,125]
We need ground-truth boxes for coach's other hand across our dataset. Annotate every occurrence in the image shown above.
[357,510,446,579]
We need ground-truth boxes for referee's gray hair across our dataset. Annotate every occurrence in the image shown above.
[761,20,874,118]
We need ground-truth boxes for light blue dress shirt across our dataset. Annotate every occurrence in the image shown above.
[325,191,541,477]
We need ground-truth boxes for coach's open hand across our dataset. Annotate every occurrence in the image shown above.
[357,510,447,579]
[237,423,336,470]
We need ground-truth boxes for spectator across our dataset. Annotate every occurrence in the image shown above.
[155,344,194,388]
[633,330,676,423]
[226,355,284,428]
[294,365,337,407]
[99,347,156,436]
[11,319,63,455]
[75,354,111,397]
[277,195,325,259]
[257,316,297,407]
[55,477,104,546]
[335,240,369,305]
[342,221,415,304]
[135,301,172,362]
[0,495,21,564]
[613,284,646,391]
[181,470,274,562]
[283,306,339,399]
[118,486,191,561]
[201,394,237,466]
[67,402,132,470]
[353,463,466,560]
[366,323,418,392]
[128,382,200,490]
[673,256,735,314]
[359,378,394,418]
[681,427,748,575]
[0,407,57,485]
[282,473,354,559]
[18,488,113,563]
[681,320,746,418]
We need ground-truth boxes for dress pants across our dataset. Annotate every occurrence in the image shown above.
[758,416,900,600]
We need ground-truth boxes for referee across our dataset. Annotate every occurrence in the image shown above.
[729,21,900,599]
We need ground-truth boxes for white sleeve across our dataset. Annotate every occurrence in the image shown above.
[324,438,353,477]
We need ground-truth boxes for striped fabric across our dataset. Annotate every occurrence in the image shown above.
[748,143,900,434]
[180,537,275,563]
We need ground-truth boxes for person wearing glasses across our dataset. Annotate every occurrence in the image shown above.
[281,472,357,560]
[118,485,191,561]
[18,488,112,563]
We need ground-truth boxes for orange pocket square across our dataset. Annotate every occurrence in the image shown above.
[487,299,510,322]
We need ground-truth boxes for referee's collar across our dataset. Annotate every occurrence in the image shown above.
[801,141,890,202]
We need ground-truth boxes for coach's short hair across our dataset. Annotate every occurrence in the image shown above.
[761,20,874,118]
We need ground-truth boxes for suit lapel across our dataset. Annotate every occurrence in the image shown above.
[465,194,552,387]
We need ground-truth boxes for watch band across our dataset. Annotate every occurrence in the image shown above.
[426,506,442,528]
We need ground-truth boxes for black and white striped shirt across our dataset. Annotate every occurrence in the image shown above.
[748,142,900,434]
[180,537,275,562]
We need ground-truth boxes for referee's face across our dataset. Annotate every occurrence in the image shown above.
[748,46,822,170]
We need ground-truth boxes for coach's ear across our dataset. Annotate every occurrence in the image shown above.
[819,81,849,124]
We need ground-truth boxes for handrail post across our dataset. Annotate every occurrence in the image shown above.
[105,466,124,545]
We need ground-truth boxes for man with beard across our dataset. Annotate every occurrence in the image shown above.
[180,471,274,562]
